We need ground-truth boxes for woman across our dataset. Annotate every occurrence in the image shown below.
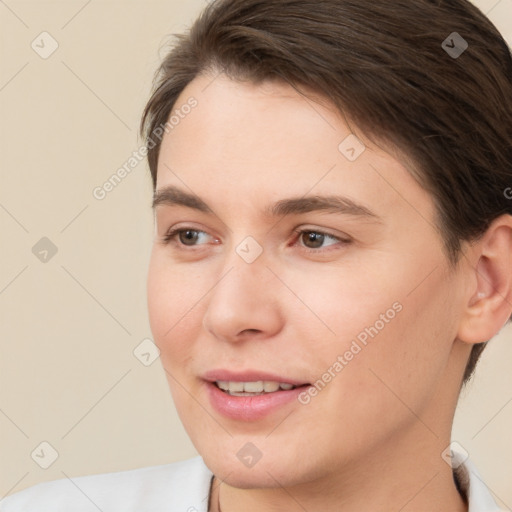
[2,0,511,510]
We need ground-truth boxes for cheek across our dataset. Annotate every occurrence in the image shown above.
[147,252,209,361]
[278,271,458,465]
[346,274,458,420]
[282,260,458,404]
[277,259,403,346]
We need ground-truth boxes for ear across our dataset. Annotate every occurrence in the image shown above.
[457,214,512,344]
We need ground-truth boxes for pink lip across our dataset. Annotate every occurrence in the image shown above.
[204,381,310,421]
[202,369,311,422]
[202,369,309,386]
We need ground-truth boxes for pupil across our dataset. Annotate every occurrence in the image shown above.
[303,231,324,248]
[180,230,199,245]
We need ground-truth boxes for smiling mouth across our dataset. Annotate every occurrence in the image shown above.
[214,380,310,396]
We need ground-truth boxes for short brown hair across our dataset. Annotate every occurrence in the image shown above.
[140,0,512,385]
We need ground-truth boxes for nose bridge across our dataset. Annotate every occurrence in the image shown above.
[215,233,269,294]
[211,249,270,312]
[202,244,283,341]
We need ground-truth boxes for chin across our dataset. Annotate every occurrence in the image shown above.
[214,466,292,489]
[202,449,309,489]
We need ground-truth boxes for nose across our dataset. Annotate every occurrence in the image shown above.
[202,258,284,343]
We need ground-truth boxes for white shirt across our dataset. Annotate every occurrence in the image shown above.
[0,452,504,511]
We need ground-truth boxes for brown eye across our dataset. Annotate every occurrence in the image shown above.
[162,227,216,246]
[178,229,201,245]
[301,231,326,249]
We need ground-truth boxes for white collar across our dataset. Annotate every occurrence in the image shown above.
[451,449,503,512]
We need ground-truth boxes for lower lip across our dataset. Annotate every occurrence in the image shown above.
[205,381,310,421]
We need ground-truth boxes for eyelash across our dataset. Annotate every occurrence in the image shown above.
[161,227,351,252]
[161,228,212,246]
[292,228,352,253]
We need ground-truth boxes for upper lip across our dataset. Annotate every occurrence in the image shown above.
[202,369,310,386]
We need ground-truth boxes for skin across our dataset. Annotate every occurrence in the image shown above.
[147,72,512,512]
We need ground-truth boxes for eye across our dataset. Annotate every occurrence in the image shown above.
[295,229,349,250]
[162,227,215,246]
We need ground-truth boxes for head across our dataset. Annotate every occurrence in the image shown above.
[142,0,512,489]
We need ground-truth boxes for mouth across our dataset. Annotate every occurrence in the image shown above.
[201,370,313,420]
[214,380,309,396]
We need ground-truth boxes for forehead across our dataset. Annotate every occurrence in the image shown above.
[155,73,435,228]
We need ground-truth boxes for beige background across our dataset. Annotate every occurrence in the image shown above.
[0,0,511,507]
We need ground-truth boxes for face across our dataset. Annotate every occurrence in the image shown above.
[147,73,468,488]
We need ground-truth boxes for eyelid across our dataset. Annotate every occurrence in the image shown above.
[292,226,351,242]
[161,225,218,246]
[291,226,352,252]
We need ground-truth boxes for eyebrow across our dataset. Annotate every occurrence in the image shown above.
[152,185,380,221]
[152,185,211,212]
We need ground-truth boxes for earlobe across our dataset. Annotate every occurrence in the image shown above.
[457,215,512,345]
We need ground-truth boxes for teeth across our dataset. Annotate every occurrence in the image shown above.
[244,381,264,392]
[216,381,232,391]
[215,380,297,395]
[263,381,280,392]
